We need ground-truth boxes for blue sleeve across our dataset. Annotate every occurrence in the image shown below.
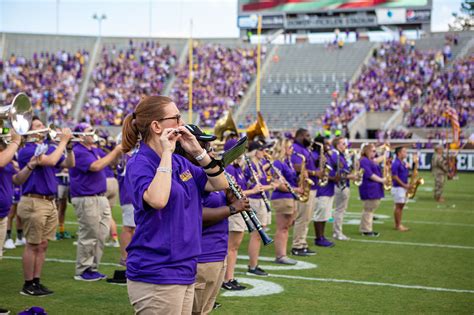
[73,147,96,173]
[361,158,373,179]
[127,156,155,211]
[18,147,32,169]
[391,160,399,177]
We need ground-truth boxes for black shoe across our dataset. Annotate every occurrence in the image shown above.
[303,247,317,256]
[247,266,268,276]
[0,308,10,315]
[222,279,246,291]
[20,283,46,297]
[361,231,380,237]
[35,283,53,295]
[213,302,222,310]
[230,279,246,290]
[291,248,309,256]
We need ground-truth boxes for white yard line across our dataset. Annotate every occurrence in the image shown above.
[349,238,474,250]
[263,273,474,294]
[404,220,474,227]
[4,255,473,295]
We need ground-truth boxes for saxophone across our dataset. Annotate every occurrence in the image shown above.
[347,149,364,186]
[406,154,424,199]
[295,153,314,203]
[381,144,392,191]
[313,143,329,187]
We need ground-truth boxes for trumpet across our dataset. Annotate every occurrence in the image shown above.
[224,171,273,246]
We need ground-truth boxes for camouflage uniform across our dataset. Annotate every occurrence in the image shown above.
[431,152,448,200]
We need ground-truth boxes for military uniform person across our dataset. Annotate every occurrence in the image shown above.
[432,145,448,202]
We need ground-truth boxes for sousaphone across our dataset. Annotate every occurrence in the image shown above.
[0,93,33,135]
[246,112,269,141]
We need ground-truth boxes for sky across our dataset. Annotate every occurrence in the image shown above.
[0,0,465,38]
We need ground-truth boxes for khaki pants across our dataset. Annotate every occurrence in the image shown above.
[192,260,226,315]
[72,196,111,275]
[128,280,195,315]
[292,189,316,249]
[105,177,119,209]
[434,174,445,200]
[17,196,58,245]
[333,187,350,236]
[0,216,6,259]
[359,199,381,233]
[250,199,268,226]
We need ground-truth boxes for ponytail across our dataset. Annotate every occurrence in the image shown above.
[121,114,139,153]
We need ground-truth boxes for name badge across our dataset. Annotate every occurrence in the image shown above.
[179,170,193,182]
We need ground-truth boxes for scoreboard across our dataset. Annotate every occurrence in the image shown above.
[238,0,432,32]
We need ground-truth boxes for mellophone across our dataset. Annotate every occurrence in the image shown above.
[224,171,273,246]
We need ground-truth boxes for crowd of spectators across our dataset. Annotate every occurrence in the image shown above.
[404,56,473,128]
[1,50,88,126]
[171,43,262,127]
[81,40,177,126]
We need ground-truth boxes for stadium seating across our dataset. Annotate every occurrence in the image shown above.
[170,42,261,127]
[81,39,178,125]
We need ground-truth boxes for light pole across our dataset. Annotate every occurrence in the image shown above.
[92,13,107,37]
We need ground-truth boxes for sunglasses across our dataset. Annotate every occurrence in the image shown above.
[159,114,182,124]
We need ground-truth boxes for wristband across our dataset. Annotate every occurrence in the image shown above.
[229,205,237,216]
[206,165,224,177]
[27,164,34,171]
[194,149,207,161]
[157,167,172,174]
[203,157,220,170]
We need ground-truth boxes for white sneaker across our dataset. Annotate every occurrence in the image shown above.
[333,234,351,241]
[106,240,120,248]
[15,238,26,246]
[4,239,16,249]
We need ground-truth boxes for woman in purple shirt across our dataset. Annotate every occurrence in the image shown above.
[121,96,228,314]
[358,143,388,237]
[270,138,303,265]
[391,146,410,232]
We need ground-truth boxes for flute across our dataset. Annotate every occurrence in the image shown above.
[244,155,274,213]
[224,172,273,246]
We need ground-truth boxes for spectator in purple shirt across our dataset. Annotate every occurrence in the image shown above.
[121,96,228,314]
[17,117,74,296]
[391,147,410,232]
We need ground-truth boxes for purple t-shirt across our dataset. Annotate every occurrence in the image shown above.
[317,152,336,197]
[96,147,115,178]
[126,143,208,285]
[271,159,297,200]
[225,164,247,189]
[391,158,409,186]
[18,143,65,196]
[358,157,384,200]
[0,162,16,218]
[292,142,317,190]
[244,160,269,199]
[117,155,133,206]
[69,143,107,197]
[199,191,228,263]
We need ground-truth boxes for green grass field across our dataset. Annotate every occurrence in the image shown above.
[1,171,473,314]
